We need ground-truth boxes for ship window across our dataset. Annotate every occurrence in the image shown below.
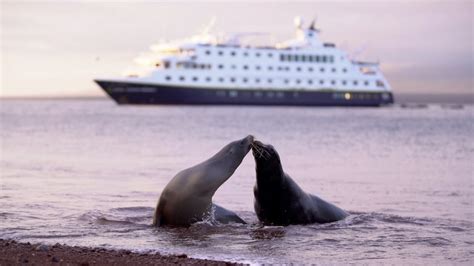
[308,80,313,84]
[308,67,313,72]
[331,80,336,85]
[243,52,249,56]
[243,65,249,70]
[230,78,235,82]
[285,66,290,71]
[320,67,325,72]
[231,65,236,69]
[231,51,236,56]
[179,76,185,81]
[296,79,301,84]
[342,68,347,73]
[331,68,336,72]
[206,77,211,82]
[268,79,272,83]
[342,80,347,85]
[284,79,289,84]
[218,77,224,82]
[268,53,273,57]
[165,76,171,81]
[329,56,334,63]
[295,55,300,61]
[164,61,170,68]
[301,55,306,62]
[205,50,211,55]
[192,77,198,81]
[296,67,301,72]
[256,52,261,57]
[321,56,327,63]
[287,55,293,62]
[268,66,273,71]
[255,78,260,83]
[364,81,369,86]
[280,54,285,61]
[315,55,320,62]
[319,80,324,84]
[243,78,248,83]
[218,51,223,56]
[353,81,358,85]
[256,66,261,70]
[218,64,224,69]
[308,55,313,62]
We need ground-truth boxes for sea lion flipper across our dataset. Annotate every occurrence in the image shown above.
[213,204,247,224]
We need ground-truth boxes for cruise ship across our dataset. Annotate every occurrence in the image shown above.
[95,18,394,106]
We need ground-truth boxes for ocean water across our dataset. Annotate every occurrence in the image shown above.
[0,99,473,264]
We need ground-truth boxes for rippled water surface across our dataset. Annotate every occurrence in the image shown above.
[1,100,473,264]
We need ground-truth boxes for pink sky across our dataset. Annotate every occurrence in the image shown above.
[1,1,473,97]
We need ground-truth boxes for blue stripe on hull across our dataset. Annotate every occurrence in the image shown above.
[95,81,394,107]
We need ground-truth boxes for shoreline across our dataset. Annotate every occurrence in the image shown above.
[0,239,240,265]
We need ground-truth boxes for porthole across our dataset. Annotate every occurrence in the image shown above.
[296,67,302,72]
[308,80,313,84]
[353,81,358,85]
[284,79,289,84]
[205,50,211,55]
[268,53,273,57]
[206,77,211,82]
[231,51,236,56]
[320,68,325,72]
[243,65,249,70]
[342,81,347,85]
[218,77,224,82]
[230,78,236,83]
[255,78,260,83]
[308,67,313,72]
[165,76,171,81]
[296,79,301,84]
[243,78,248,83]
[256,52,261,57]
[179,76,185,81]
[331,80,336,85]
[268,79,273,83]
[268,66,273,71]
[192,77,198,81]
[256,66,261,70]
[364,81,369,86]
[319,80,324,84]
[218,64,224,69]
[331,68,336,72]
[218,51,223,56]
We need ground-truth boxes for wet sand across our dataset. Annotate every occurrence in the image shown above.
[0,239,239,265]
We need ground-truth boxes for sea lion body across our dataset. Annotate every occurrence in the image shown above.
[252,141,348,225]
[153,135,253,227]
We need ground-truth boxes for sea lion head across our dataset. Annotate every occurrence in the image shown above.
[251,140,282,173]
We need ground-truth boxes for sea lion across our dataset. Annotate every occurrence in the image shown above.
[251,140,348,225]
[153,135,254,227]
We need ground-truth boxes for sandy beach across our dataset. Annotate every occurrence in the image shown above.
[0,239,238,265]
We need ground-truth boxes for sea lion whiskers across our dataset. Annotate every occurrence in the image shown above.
[251,142,270,160]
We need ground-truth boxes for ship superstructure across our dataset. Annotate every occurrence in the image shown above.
[95,18,393,106]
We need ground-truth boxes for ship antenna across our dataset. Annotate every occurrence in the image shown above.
[202,16,217,35]
[309,16,320,32]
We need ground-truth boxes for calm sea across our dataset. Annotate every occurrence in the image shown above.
[1,99,473,264]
